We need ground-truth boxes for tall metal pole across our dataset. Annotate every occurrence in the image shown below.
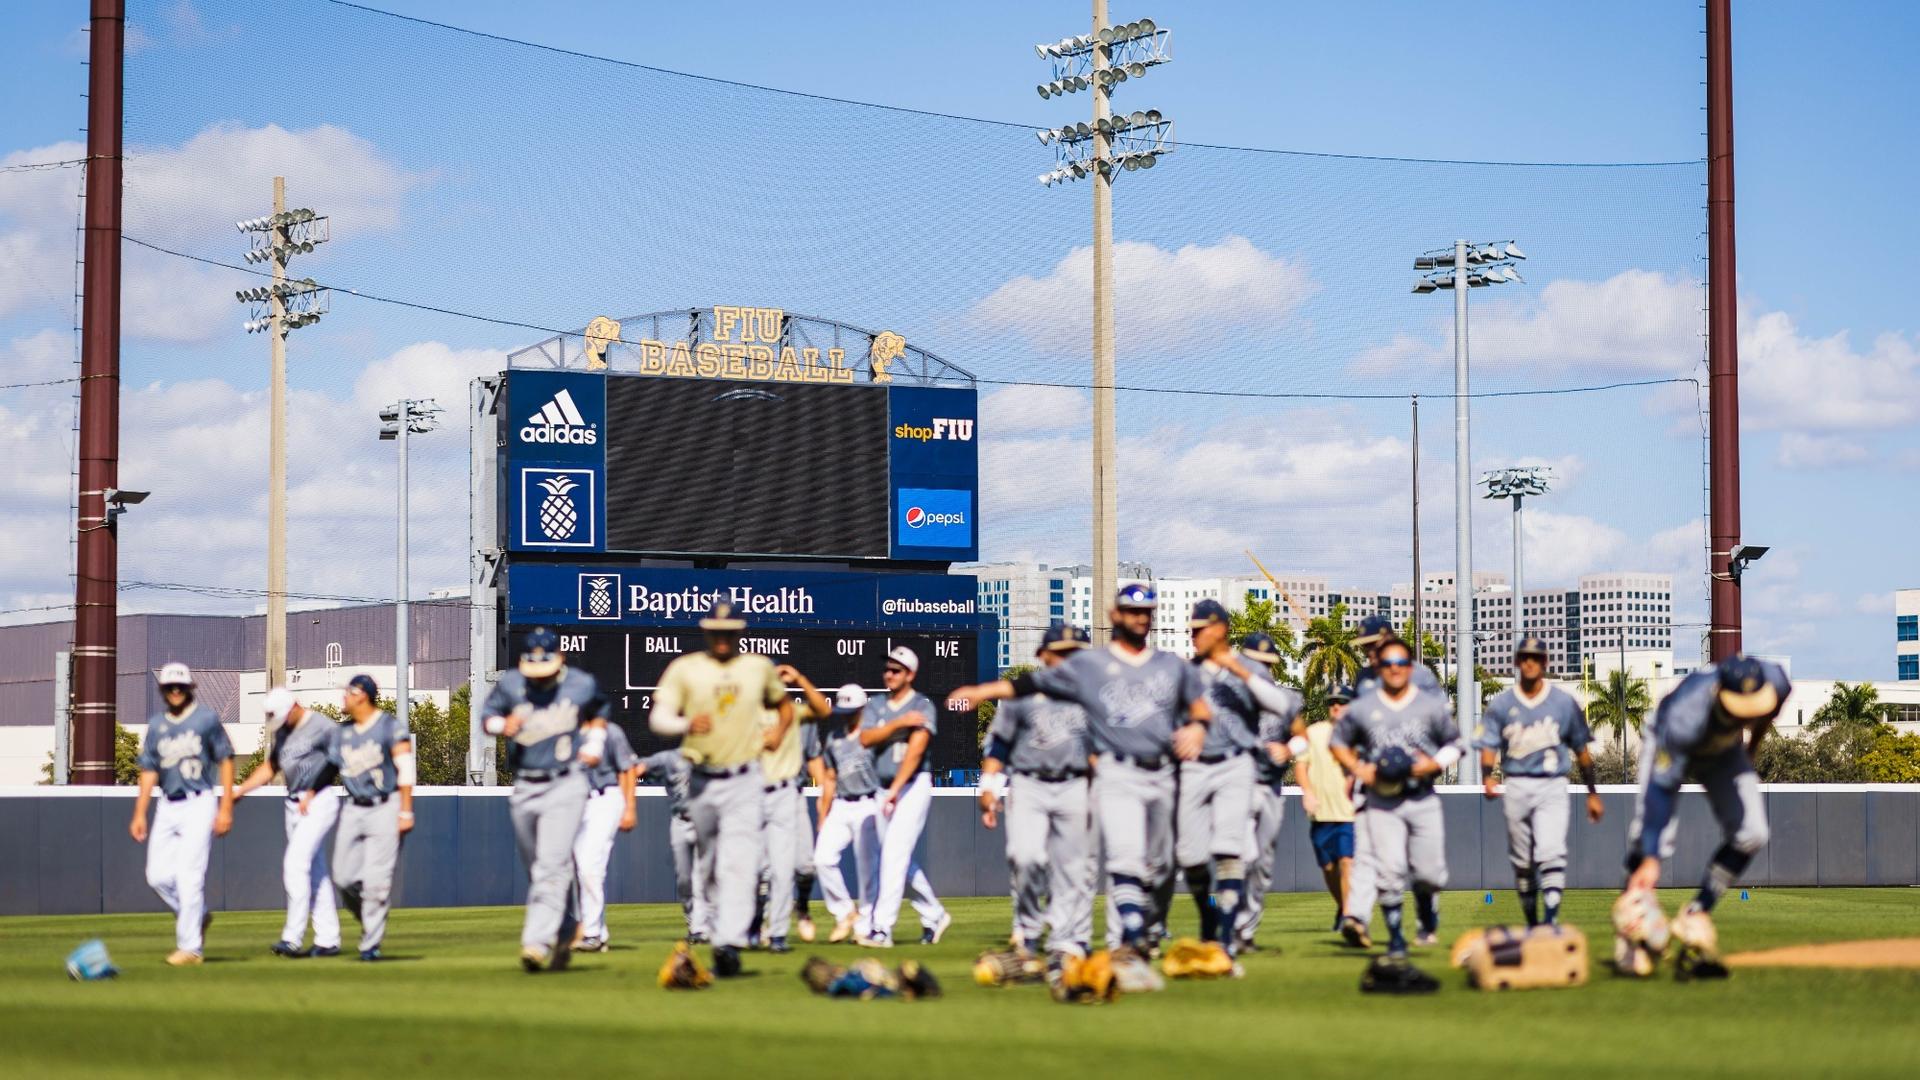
[395,408,411,727]
[1089,0,1117,644]
[268,177,288,688]
[72,0,124,785]
[1706,0,1742,663]
[1411,396,1422,664]
[1452,239,1478,782]
[1512,494,1525,657]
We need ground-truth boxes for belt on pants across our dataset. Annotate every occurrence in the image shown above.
[693,762,754,779]
[350,793,390,807]
[1107,753,1170,771]
[763,777,797,793]
[1019,769,1089,783]
[839,791,876,802]
[163,790,197,803]
[518,766,573,783]
[588,784,614,796]
[673,810,691,822]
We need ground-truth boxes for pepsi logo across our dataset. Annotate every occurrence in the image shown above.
[906,506,926,528]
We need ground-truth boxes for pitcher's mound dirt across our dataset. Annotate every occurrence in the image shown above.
[1726,938,1920,970]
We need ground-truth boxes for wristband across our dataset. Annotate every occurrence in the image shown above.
[397,811,415,820]
[980,772,1009,796]
[1287,735,1309,757]
[1432,745,1462,769]
[483,715,506,736]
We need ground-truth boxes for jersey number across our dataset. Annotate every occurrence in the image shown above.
[555,734,573,762]
[179,759,202,781]
[1541,749,1558,774]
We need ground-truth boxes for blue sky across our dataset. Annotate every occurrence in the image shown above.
[0,1,1914,679]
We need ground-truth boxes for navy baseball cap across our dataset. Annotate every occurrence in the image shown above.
[1327,683,1356,704]
[347,673,380,702]
[519,626,564,679]
[1514,634,1551,659]
[1354,615,1396,647]
[1716,656,1779,720]
[1040,621,1090,654]
[1114,582,1157,610]
[1189,598,1230,629]
[1241,632,1283,665]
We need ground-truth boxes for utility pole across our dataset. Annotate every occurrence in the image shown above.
[1706,0,1743,662]
[71,0,124,785]
[381,399,441,728]
[268,177,287,687]
[1411,396,1422,665]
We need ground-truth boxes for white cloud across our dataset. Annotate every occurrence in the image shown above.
[1855,592,1894,616]
[1740,313,1920,431]
[970,236,1316,355]
[1775,432,1869,470]
[979,384,1089,435]
[1515,510,1629,585]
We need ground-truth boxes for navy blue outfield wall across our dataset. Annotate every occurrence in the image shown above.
[2,786,1916,917]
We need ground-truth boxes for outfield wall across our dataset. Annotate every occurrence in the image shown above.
[2,785,1916,917]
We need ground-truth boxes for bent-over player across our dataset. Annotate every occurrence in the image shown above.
[236,688,342,958]
[323,674,413,961]
[573,720,639,952]
[128,663,236,965]
[1292,683,1358,931]
[1478,635,1603,928]
[1237,631,1304,952]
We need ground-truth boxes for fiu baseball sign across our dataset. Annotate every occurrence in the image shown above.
[602,306,908,385]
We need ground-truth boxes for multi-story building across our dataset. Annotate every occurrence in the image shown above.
[962,563,1074,673]
[1898,588,1919,682]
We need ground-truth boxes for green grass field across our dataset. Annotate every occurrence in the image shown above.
[2,889,1915,1078]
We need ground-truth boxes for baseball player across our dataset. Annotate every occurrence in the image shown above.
[780,666,840,944]
[481,628,610,973]
[649,601,793,978]
[1478,635,1604,928]
[949,583,1210,957]
[127,663,235,966]
[572,720,640,953]
[1621,656,1789,959]
[1352,615,1442,697]
[235,687,342,958]
[979,621,1095,958]
[860,646,953,948]
[1291,684,1358,932]
[810,683,892,943]
[1237,631,1305,953]
[638,747,708,942]
[1331,638,1462,959]
[321,673,413,961]
[757,664,827,952]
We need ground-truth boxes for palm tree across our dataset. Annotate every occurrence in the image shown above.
[1398,617,1445,678]
[1443,664,1503,711]
[1301,602,1361,692]
[1581,662,1653,748]
[1809,681,1890,730]
[1229,592,1299,678]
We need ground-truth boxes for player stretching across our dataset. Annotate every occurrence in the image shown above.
[950,583,1209,971]
[638,748,708,942]
[811,683,898,943]
[979,621,1095,959]
[650,601,793,978]
[1617,656,1788,977]
[1478,635,1603,928]
[1236,632,1304,953]
[128,663,235,966]
[236,688,342,958]
[324,674,414,962]
[1292,684,1358,932]
[861,647,952,948]
[482,629,608,973]
[1331,638,1461,959]
[572,721,639,953]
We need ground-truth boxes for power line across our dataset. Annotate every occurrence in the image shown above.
[0,156,106,174]
[0,377,82,391]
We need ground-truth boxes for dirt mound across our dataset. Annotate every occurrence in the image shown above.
[1726,938,1920,970]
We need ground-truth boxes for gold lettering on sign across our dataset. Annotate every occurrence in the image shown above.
[751,307,783,344]
[694,342,723,379]
[595,307,907,386]
[713,306,743,343]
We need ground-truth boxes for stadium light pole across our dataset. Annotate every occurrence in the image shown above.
[381,399,441,728]
[237,183,329,689]
[1033,6,1173,642]
[1483,466,1551,661]
[1412,240,1526,782]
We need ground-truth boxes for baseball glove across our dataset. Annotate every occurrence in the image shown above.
[1372,746,1414,797]
[1161,938,1236,980]
[1611,889,1671,953]
[895,960,943,1000]
[1049,950,1119,1004]
[800,956,842,995]
[1109,946,1167,994]
[1670,909,1729,982]
[1359,955,1439,995]
[974,949,1044,987]
[657,941,712,990]
[828,958,901,999]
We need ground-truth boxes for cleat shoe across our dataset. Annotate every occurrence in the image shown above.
[1340,917,1373,950]
[829,915,857,944]
[923,911,953,946]
[165,950,203,967]
[520,946,549,973]
[859,932,894,949]
[768,936,791,954]
[1415,931,1440,947]
[746,930,762,950]
[311,945,341,958]
[712,945,742,978]
[575,937,606,953]
[797,916,817,944]
[270,941,310,958]
[1238,938,1263,954]
[550,939,572,973]
[358,948,382,962]
[686,931,708,946]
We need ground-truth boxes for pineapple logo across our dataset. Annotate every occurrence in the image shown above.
[536,475,580,540]
[585,576,614,617]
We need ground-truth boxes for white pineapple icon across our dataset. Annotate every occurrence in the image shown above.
[586,577,614,617]
[537,475,580,540]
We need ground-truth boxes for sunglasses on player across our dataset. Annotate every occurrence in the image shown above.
[885,665,908,676]
[1379,657,1414,669]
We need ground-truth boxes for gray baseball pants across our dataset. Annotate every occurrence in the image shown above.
[1349,791,1447,911]
[688,763,766,949]
[1627,742,1768,860]
[1094,754,1174,946]
[1239,782,1286,943]
[510,769,588,951]
[669,812,711,936]
[760,779,802,939]
[1007,773,1095,953]
[1503,775,1571,872]
[1175,753,1254,867]
[333,798,402,953]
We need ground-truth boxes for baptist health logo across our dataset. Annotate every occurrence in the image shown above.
[519,388,598,446]
[520,467,596,548]
[579,573,622,620]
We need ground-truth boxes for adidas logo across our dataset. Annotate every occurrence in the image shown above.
[518,388,598,446]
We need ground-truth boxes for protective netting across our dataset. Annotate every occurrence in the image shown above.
[5,0,1711,664]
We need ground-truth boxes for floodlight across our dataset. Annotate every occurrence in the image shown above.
[1503,242,1526,260]
[1124,62,1147,78]
[1097,26,1117,45]
[1137,152,1156,169]
[1502,267,1524,284]
[1412,278,1439,294]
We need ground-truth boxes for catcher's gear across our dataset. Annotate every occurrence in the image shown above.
[1050,950,1119,1004]
[1455,925,1589,991]
[896,960,942,1000]
[1360,955,1440,995]
[974,949,1045,987]
[1109,946,1166,995]
[1670,909,1729,981]
[1372,746,1414,797]
[657,941,712,990]
[1160,938,1237,980]
[800,956,842,995]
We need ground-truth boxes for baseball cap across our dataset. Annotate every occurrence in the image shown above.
[1040,620,1090,654]
[1114,582,1157,610]
[1716,656,1779,720]
[518,626,564,679]
[262,687,297,724]
[1188,598,1230,630]
[1353,615,1395,647]
[347,673,380,702]
[699,600,747,632]
[832,684,869,714]
[886,646,919,674]
[1514,634,1551,660]
[156,662,194,688]
[1240,632,1283,665]
[1327,683,1356,704]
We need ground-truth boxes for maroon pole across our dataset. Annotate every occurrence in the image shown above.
[72,0,124,784]
[1706,0,1741,663]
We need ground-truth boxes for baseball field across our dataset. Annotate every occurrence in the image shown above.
[2,888,1913,1079]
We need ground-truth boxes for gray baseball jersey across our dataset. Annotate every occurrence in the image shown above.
[1353,661,1443,698]
[269,712,339,792]
[862,690,938,785]
[1247,664,1304,786]
[1643,661,1791,789]
[1331,686,1461,800]
[483,667,610,773]
[328,711,410,802]
[987,694,1091,775]
[1478,684,1591,778]
[1027,644,1206,761]
[802,721,825,764]
[1195,658,1264,758]
[136,703,234,799]
[821,729,882,798]
[639,749,691,814]
[585,722,639,791]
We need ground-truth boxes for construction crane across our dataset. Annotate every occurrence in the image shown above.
[1243,550,1313,630]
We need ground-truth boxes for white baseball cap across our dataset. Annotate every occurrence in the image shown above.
[156,662,194,687]
[833,684,869,714]
[886,646,919,675]
[262,687,297,724]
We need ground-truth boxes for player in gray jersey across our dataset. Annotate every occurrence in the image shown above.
[236,688,343,958]
[812,684,899,943]
[1237,632,1305,953]
[980,621,1095,958]
[950,583,1210,957]
[483,628,610,972]
[1352,615,1443,697]
[638,748,708,942]
[321,674,413,961]
[860,646,951,948]
[572,721,639,952]
[1478,635,1603,928]
[1331,638,1461,959]
[128,663,236,965]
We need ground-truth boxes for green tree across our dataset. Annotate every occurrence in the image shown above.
[975,663,1033,748]
[1859,730,1920,783]
[41,723,143,785]
[1443,664,1503,711]
[1809,681,1892,730]
[1301,603,1361,692]
[1229,592,1299,682]
[313,689,482,786]
[1397,617,1445,673]
[1581,664,1653,748]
